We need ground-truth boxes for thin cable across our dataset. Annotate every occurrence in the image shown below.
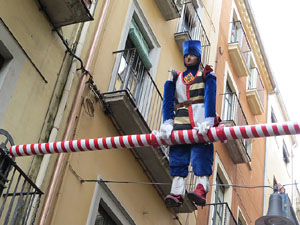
[80,179,275,189]
[210,183,273,189]
[81,179,171,185]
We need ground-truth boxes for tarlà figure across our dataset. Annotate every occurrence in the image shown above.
[160,40,217,207]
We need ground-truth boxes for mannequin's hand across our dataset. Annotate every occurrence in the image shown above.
[194,117,214,135]
[158,120,173,140]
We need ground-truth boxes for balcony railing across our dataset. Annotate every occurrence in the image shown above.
[205,202,238,225]
[222,92,251,163]
[0,148,43,225]
[229,21,251,65]
[222,92,248,126]
[112,48,163,131]
[174,2,210,67]
[248,67,265,108]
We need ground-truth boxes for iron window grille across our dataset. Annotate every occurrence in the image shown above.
[112,39,163,131]
[229,20,251,67]
[248,67,265,108]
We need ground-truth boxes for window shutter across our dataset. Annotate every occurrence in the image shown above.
[128,19,152,70]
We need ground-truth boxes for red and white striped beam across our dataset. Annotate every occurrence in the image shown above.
[9,122,300,157]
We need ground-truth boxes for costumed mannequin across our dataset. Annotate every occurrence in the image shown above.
[159,40,217,207]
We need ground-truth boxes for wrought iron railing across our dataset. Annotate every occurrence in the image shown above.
[222,92,251,161]
[222,92,248,126]
[248,67,265,108]
[113,48,163,131]
[229,21,251,67]
[206,202,238,225]
[0,148,43,225]
[176,1,210,66]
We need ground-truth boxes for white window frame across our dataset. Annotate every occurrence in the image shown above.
[237,207,248,225]
[221,62,239,122]
[108,0,160,92]
[209,153,233,225]
[228,4,242,44]
[0,19,26,125]
[86,176,136,225]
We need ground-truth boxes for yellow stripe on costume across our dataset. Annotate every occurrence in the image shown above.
[174,116,191,124]
[189,82,205,90]
[189,96,204,101]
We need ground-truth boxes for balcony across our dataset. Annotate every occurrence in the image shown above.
[37,0,93,27]
[174,2,210,67]
[246,67,264,115]
[0,144,43,225]
[154,0,180,20]
[222,93,251,164]
[228,21,251,77]
[102,49,195,213]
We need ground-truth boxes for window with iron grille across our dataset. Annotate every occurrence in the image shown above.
[223,82,235,121]
[114,36,149,104]
[212,175,225,225]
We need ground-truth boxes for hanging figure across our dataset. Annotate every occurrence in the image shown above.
[159,40,217,208]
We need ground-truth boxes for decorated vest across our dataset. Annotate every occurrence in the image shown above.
[173,70,206,131]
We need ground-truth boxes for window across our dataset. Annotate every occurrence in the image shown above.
[108,0,161,124]
[109,0,160,93]
[271,108,277,123]
[209,155,233,225]
[86,176,136,225]
[94,201,117,225]
[0,20,26,124]
[283,142,290,164]
[212,175,225,225]
[222,67,248,126]
[223,81,235,121]
[247,56,257,89]
[237,207,248,225]
[243,139,252,160]
[114,19,152,104]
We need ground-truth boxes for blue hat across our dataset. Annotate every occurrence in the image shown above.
[183,40,201,59]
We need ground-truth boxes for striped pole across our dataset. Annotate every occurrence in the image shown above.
[9,122,300,157]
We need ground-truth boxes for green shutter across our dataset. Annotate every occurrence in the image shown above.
[128,19,152,70]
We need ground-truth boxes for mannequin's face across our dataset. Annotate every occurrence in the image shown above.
[184,54,198,66]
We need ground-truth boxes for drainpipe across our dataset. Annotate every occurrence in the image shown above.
[38,0,110,224]
[26,2,98,225]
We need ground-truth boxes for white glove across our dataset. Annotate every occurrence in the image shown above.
[194,117,214,135]
[159,119,173,140]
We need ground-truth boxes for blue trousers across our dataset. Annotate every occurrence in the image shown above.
[169,143,214,177]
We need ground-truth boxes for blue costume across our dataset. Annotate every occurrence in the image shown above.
[162,40,217,207]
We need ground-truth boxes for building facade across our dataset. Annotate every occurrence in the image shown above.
[0,0,298,225]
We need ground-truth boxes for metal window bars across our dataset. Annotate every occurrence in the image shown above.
[113,48,163,131]
[0,148,43,225]
[229,21,251,68]
[248,67,265,108]
[222,92,248,126]
[221,92,251,161]
[176,1,211,67]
